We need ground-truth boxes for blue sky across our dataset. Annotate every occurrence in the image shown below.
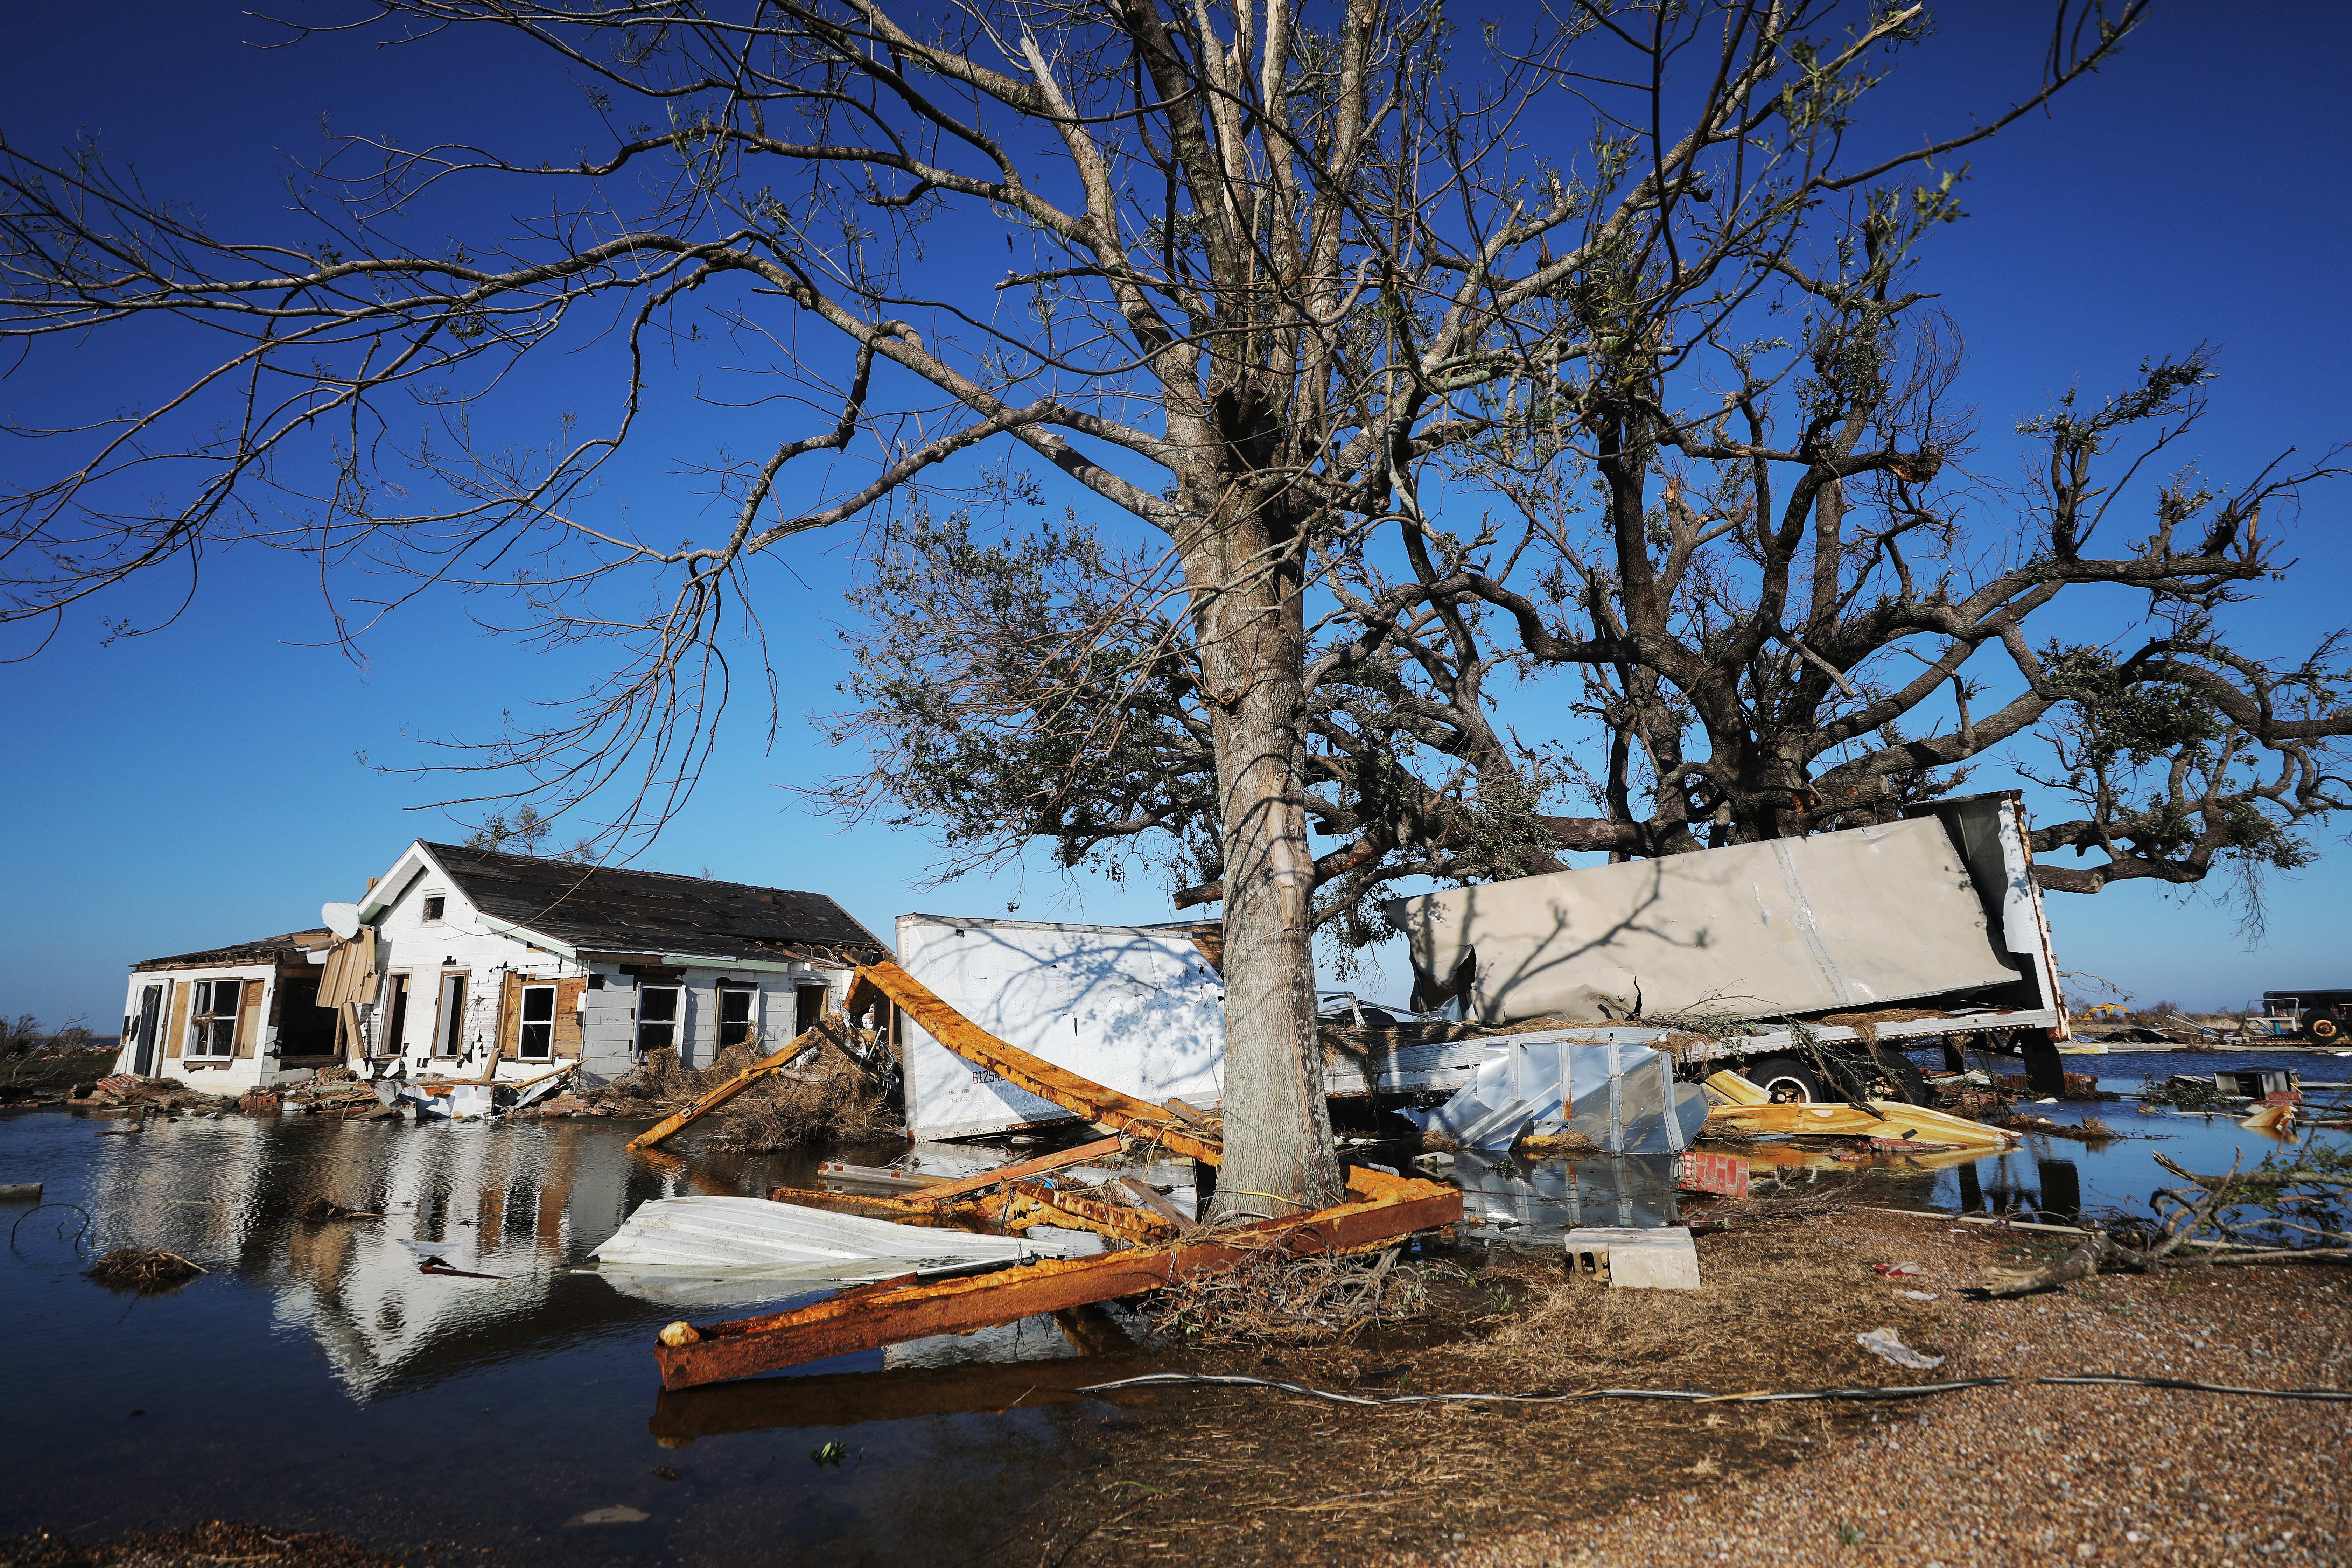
[5,2,2348,1030]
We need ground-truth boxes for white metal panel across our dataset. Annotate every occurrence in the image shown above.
[1388,816,2016,1024]
[898,914,1227,1141]
[593,1194,1088,1297]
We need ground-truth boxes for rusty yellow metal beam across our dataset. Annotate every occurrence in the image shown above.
[846,961,1223,1165]
[654,1167,1460,1388]
[974,1183,1179,1247]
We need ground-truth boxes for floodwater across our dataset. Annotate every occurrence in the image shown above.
[1,1048,2342,1563]
[0,1111,1148,1565]
[1912,1048,2350,1224]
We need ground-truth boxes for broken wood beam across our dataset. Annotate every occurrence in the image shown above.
[1113,1175,1192,1228]
[845,961,1223,1164]
[654,1168,1459,1389]
[899,1135,1127,1204]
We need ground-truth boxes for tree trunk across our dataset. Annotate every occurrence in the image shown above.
[1183,497,1343,1219]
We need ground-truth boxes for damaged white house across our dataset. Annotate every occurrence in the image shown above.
[111,841,890,1094]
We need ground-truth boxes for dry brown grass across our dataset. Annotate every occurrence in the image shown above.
[1017,1205,1953,1566]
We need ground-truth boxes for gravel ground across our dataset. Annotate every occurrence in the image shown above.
[1423,1210,2352,1568]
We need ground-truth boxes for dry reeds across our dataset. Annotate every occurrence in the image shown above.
[1135,1243,1430,1346]
[85,1247,206,1291]
[709,1069,900,1152]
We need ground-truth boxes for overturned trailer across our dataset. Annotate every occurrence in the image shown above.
[1387,791,2073,1097]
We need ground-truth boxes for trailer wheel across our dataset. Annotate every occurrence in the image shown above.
[1745,1056,1826,1104]
[2309,1015,2340,1043]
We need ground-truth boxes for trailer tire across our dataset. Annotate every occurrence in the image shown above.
[1745,1056,1827,1104]
[2308,1016,2340,1043]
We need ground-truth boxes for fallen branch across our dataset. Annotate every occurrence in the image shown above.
[2154,1152,2352,1191]
[1983,1152,2241,1296]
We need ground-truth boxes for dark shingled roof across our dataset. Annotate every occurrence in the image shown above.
[133,929,334,971]
[420,843,889,964]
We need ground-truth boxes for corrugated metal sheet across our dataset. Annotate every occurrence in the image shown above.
[593,1195,1089,1292]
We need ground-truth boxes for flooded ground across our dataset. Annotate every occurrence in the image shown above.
[1,1047,2340,1564]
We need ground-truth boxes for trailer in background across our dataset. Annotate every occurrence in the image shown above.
[1387,791,2074,1099]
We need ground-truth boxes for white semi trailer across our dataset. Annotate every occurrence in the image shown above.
[1386,790,2074,1100]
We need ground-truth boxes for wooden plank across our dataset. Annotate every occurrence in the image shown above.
[845,961,1223,1166]
[1113,1175,1192,1228]
[625,1024,824,1151]
[901,1135,1126,1204]
[654,1168,1460,1389]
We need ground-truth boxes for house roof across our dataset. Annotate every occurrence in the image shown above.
[416,843,890,965]
[132,929,334,972]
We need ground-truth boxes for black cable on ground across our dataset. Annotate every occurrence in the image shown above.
[1076,1371,2352,1406]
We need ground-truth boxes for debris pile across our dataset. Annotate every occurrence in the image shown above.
[1992,1070,2111,1102]
[84,1247,206,1292]
[707,1065,900,1151]
[282,1077,388,1117]
[84,1074,220,1112]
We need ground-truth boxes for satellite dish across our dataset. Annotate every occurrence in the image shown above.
[321,902,362,940]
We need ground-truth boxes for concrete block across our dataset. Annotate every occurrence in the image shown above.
[1563,1225,1701,1289]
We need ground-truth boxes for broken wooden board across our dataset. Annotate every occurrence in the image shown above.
[898,1135,1127,1203]
[654,1167,1460,1389]
[846,961,1223,1164]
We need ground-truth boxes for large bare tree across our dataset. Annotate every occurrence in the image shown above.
[826,5,2351,968]
[4,0,2171,1206]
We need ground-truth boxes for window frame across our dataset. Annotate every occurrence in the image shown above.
[188,978,242,1059]
[517,981,556,1060]
[422,894,447,922]
[636,983,681,1057]
[717,984,756,1050]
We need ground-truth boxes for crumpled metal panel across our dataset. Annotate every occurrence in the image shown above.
[1410,1033,1709,1153]
[1454,1155,1682,1237]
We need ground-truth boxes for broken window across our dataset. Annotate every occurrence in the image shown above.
[718,985,755,1049]
[637,985,680,1056]
[434,973,468,1057]
[189,979,241,1058]
[423,895,446,922]
[518,983,555,1060]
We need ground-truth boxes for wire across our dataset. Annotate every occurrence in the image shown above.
[1076,1371,2352,1406]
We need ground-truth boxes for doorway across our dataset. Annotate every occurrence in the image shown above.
[131,984,162,1077]
[794,983,829,1039]
[434,973,468,1058]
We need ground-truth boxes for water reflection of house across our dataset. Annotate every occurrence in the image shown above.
[112,841,889,1093]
